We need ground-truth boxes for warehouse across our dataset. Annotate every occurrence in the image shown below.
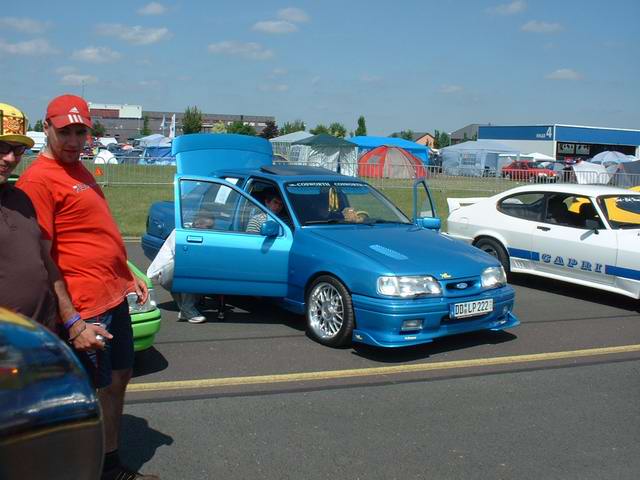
[478,124,640,162]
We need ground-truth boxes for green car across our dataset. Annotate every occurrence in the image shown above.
[127,261,162,352]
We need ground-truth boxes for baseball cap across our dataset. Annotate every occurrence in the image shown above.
[46,94,93,129]
[0,103,35,148]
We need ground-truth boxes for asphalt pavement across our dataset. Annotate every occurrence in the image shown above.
[122,243,640,479]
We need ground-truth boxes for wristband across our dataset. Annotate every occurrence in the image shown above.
[68,323,87,342]
[64,313,82,330]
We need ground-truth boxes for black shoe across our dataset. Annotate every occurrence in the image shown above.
[102,466,160,480]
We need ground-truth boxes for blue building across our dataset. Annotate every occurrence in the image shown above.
[478,124,640,162]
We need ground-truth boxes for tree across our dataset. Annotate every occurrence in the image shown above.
[259,120,279,139]
[280,119,306,135]
[354,116,367,136]
[91,120,106,137]
[33,119,44,132]
[329,122,347,138]
[182,106,203,134]
[211,120,226,134]
[310,124,329,135]
[398,130,414,141]
[433,129,450,149]
[141,114,151,136]
[227,121,256,136]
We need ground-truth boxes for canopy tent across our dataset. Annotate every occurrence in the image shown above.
[523,152,555,161]
[589,150,636,175]
[440,140,520,176]
[136,134,172,148]
[358,146,426,179]
[350,136,430,164]
[138,145,175,165]
[609,159,640,188]
[270,131,313,159]
[572,161,610,185]
[289,133,358,176]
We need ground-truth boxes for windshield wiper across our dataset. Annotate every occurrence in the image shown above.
[363,219,412,225]
[304,219,345,225]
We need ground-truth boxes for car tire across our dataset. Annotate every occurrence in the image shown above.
[474,237,510,273]
[306,275,354,348]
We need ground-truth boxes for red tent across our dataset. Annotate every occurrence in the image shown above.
[358,145,426,178]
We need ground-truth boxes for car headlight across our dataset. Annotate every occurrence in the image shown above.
[481,266,507,289]
[127,287,158,314]
[377,275,442,297]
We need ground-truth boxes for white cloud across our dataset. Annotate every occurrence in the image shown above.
[0,17,50,34]
[278,7,310,23]
[138,2,167,15]
[139,79,160,87]
[521,20,563,33]
[55,66,76,75]
[252,20,297,34]
[269,68,288,78]
[0,38,58,55]
[72,46,121,63]
[440,84,463,94]
[97,24,171,45]
[208,41,273,60]
[545,68,582,80]
[60,74,98,86]
[258,84,289,92]
[487,1,526,15]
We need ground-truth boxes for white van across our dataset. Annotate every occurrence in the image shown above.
[26,131,46,152]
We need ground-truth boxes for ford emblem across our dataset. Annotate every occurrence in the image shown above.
[455,282,468,289]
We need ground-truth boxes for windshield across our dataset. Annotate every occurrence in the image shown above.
[285,181,411,226]
[597,194,640,229]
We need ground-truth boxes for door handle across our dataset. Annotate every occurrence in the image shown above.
[186,235,203,243]
[537,226,550,231]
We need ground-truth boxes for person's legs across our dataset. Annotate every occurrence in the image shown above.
[175,293,206,323]
[100,368,132,451]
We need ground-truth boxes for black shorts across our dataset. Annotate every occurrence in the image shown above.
[75,300,134,389]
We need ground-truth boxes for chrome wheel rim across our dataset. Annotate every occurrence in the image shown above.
[308,282,344,339]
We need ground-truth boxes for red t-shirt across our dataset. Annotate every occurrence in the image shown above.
[17,154,134,319]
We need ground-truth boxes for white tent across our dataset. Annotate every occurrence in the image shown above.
[289,134,359,177]
[523,152,555,161]
[440,140,520,176]
[137,134,172,148]
[270,131,313,159]
[589,150,635,174]
[572,161,610,184]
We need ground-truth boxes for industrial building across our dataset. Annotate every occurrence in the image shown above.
[478,124,640,162]
[88,102,275,141]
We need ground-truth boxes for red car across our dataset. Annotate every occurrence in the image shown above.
[501,160,558,182]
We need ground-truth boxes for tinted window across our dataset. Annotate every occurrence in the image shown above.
[544,194,600,229]
[498,193,544,221]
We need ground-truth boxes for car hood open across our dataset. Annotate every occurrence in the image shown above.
[309,225,498,278]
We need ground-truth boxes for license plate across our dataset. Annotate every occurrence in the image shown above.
[451,299,493,319]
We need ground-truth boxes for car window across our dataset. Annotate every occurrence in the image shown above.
[179,179,257,233]
[598,194,640,229]
[498,193,544,221]
[285,181,411,225]
[544,194,596,229]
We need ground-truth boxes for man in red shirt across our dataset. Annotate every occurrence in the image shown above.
[18,95,157,480]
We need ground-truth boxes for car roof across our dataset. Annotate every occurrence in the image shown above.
[216,165,365,183]
[500,183,637,197]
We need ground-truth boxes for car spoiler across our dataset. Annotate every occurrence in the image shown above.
[447,197,487,212]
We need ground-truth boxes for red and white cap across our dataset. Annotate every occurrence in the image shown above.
[46,94,93,129]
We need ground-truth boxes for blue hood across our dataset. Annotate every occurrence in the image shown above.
[309,225,498,278]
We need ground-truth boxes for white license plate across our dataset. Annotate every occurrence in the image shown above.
[451,299,493,319]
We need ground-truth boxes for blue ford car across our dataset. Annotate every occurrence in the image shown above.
[142,134,519,348]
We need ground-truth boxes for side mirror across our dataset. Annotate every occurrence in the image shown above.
[260,220,280,237]
[417,217,441,230]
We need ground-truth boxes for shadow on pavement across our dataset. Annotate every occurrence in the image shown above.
[509,273,640,312]
[352,330,517,363]
[133,347,169,377]
[120,414,173,472]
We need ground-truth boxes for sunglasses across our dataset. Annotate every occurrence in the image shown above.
[0,142,28,156]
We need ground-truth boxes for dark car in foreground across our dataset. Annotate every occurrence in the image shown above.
[0,307,104,479]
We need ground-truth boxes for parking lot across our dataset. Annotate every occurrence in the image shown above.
[123,243,640,479]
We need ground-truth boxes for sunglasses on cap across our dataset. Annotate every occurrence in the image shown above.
[0,142,28,156]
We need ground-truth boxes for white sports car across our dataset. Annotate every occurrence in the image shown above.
[446,184,640,299]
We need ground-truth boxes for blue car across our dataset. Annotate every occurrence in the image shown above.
[143,134,519,348]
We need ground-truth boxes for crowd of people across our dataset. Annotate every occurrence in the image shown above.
[0,97,158,480]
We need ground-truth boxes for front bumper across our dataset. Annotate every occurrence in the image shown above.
[351,286,519,348]
[131,307,162,352]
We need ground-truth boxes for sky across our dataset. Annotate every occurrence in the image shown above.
[1,0,639,136]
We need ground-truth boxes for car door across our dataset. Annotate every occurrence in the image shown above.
[173,176,293,297]
[532,193,617,286]
[495,192,543,269]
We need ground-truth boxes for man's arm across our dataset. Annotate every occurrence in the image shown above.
[41,239,112,350]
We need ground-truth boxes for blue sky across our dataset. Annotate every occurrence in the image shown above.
[1,0,639,135]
